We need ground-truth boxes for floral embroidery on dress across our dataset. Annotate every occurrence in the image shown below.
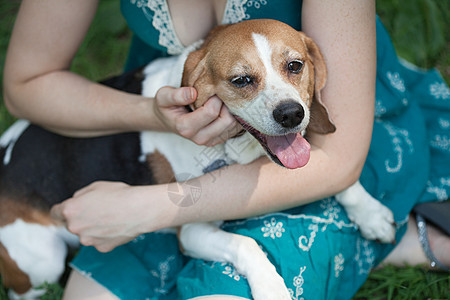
[297,199,349,252]
[150,255,175,295]
[320,198,342,220]
[288,266,306,300]
[220,263,242,281]
[429,81,450,100]
[375,99,387,117]
[261,217,285,239]
[438,117,450,129]
[355,237,375,275]
[246,0,268,10]
[298,223,319,251]
[426,177,450,201]
[378,120,414,173]
[430,134,450,152]
[431,118,450,152]
[386,71,406,93]
[334,253,345,278]
[223,212,354,229]
[221,212,355,253]
[401,97,409,106]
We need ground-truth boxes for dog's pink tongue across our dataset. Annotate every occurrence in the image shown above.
[266,133,311,169]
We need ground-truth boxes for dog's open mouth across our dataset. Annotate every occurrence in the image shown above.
[234,116,311,169]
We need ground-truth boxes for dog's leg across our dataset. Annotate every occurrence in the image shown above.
[179,222,291,300]
[0,219,72,299]
[335,181,396,243]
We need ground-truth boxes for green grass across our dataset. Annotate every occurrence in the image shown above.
[0,0,449,299]
[354,266,450,299]
[0,0,19,133]
[376,0,449,77]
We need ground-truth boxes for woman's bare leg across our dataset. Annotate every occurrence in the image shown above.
[381,215,450,268]
[63,269,119,300]
[63,270,250,300]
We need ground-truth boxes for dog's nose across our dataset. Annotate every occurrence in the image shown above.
[273,102,304,128]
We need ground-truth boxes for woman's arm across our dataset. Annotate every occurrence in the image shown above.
[51,0,376,252]
[3,0,239,141]
[3,0,141,137]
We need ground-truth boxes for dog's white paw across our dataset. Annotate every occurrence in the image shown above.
[336,181,396,243]
[248,271,291,300]
[346,198,395,243]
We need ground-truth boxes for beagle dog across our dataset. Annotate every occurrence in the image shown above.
[0,19,395,299]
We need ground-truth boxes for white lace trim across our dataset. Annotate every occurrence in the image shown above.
[222,0,248,24]
[223,0,270,23]
[146,0,185,55]
[131,0,268,54]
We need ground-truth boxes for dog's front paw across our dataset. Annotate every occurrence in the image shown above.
[248,271,291,300]
[336,181,396,243]
[349,199,395,243]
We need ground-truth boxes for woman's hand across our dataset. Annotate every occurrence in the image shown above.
[154,86,242,146]
[51,181,175,252]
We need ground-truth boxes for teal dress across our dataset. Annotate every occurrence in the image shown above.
[71,1,450,299]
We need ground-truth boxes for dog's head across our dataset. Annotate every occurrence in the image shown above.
[182,19,335,169]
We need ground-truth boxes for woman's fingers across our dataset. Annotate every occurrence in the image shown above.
[156,86,197,108]
[177,96,242,145]
[155,87,241,146]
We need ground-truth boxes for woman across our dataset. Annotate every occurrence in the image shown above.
[3,0,449,299]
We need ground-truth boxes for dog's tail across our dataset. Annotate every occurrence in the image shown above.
[0,119,30,168]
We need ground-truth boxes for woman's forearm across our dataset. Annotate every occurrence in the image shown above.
[155,147,361,230]
[4,69,165,137]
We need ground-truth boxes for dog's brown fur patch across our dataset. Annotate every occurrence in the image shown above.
[0,242,32,294]
[146,151,176,184]
[0,196,52,227]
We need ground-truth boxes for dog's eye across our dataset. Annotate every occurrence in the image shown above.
[231,76,253,88]
[288,60,304,74]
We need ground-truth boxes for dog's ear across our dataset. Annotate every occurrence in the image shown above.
[181,25,232,109]
[182,49,216,109]
[302,35,336,134]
